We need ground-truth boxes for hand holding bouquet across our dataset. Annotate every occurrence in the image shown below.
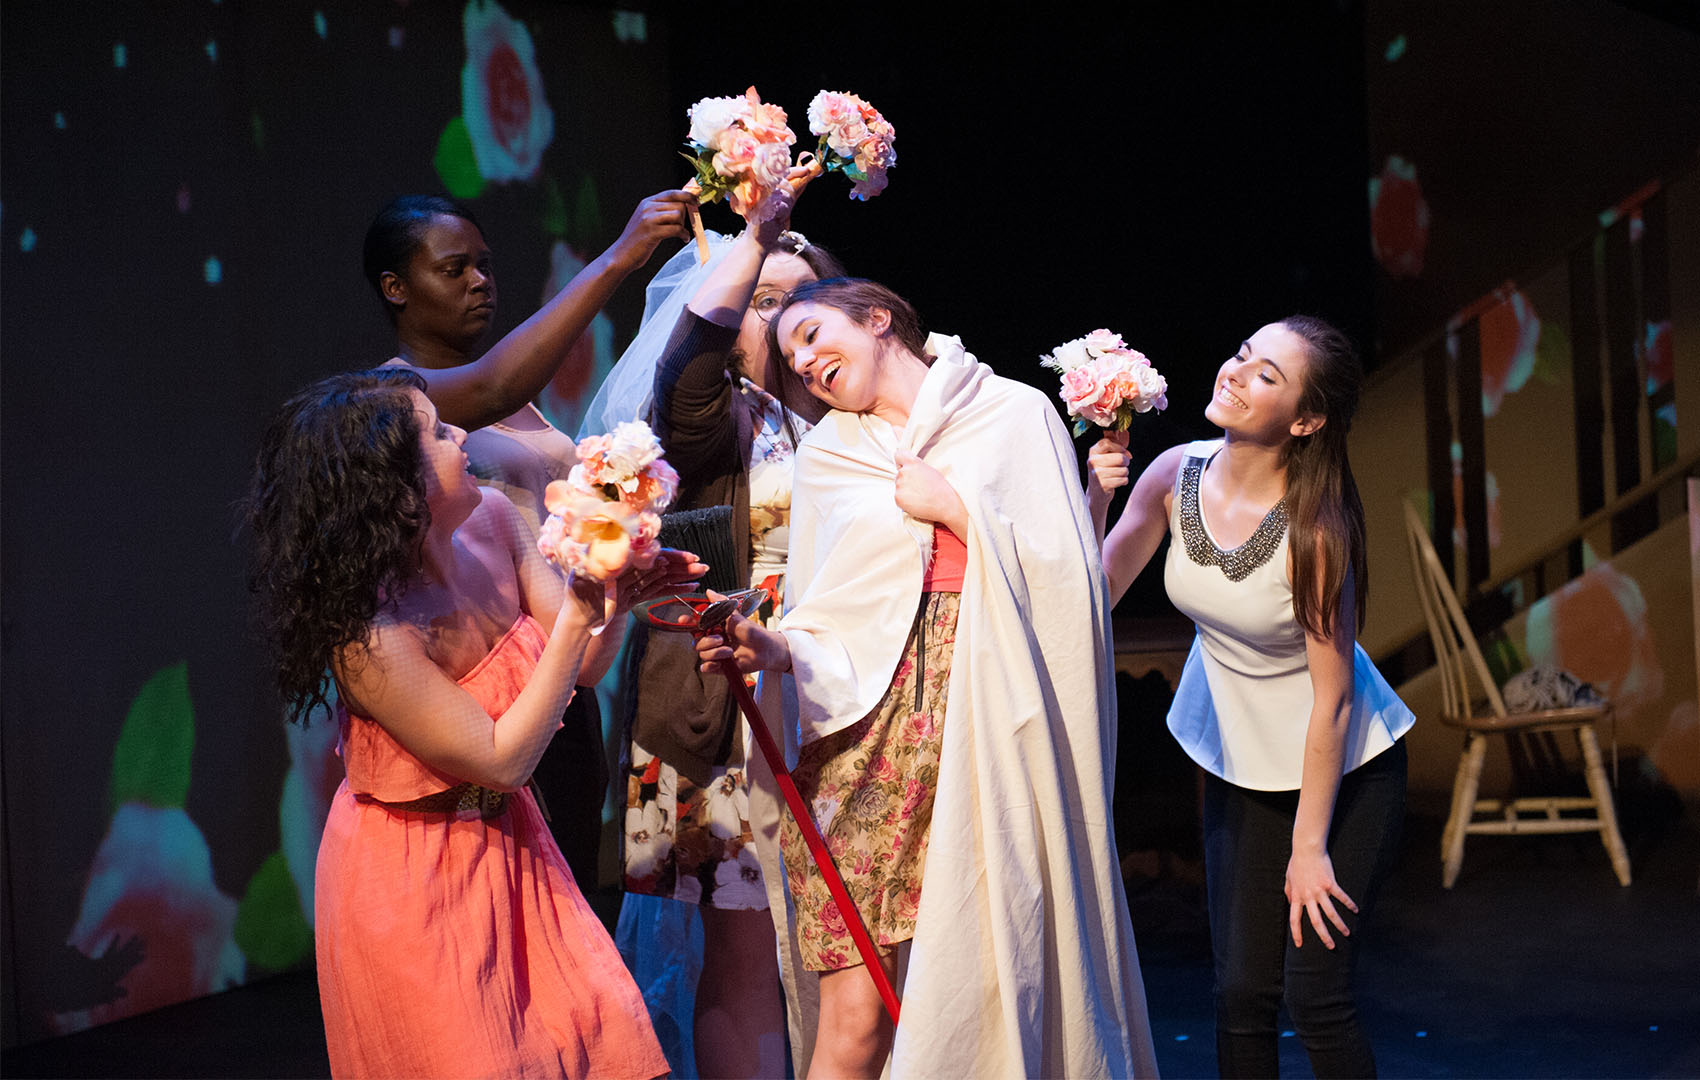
[804,90,897,200]
[539,420,679,582]
[1040,329,1168,437]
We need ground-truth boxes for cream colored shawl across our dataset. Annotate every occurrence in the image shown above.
[747,334,1157,1078]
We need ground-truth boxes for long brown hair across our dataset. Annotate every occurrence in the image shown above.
[1280,315,1368,639]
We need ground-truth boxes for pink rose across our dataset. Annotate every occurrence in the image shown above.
[1369,155,1430,279]
[1525,563,1663,718]
[460,0,555,183]
[536,243,615,434]
[1083,329,1126,355]
[1059,364,1107,417]
[869,754,898,783]
[52,804,244,1035]
[807,91,860,136]
[741,86,794,144]
[819,899,848,938]
[712,128,760,182]
[1477,289,1540,417]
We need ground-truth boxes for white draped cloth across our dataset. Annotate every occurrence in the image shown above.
[747,334,1158,1078]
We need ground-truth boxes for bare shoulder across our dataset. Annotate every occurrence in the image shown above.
[333,613,426,717]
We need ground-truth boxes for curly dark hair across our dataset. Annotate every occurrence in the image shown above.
[244,368,431,722]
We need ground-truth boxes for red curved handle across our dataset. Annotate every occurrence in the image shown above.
[719,662,902,1026]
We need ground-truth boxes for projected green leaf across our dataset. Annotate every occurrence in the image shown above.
[434,116,487,200]
[540,174,567,238]
[109,663,195,813]
[235,851,315,972]
[568,174,602,250]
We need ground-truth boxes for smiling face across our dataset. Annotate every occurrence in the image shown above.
[1205,322,1321,443]
[385,214,497,359]
[735,253,816,390]
[775,299,889,415]
[409,389,479,527]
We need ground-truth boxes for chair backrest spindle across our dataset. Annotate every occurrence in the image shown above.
[1403,500,1509,723]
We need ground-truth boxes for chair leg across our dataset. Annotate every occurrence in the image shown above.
[1577,725,1633,886]
[1443,734,1487,888]
[1440,740,1470,858]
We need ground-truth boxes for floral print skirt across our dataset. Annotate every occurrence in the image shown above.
[622,743,766,910]
[781,591,959,971]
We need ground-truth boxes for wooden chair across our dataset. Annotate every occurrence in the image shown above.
[1402,500,1632,888]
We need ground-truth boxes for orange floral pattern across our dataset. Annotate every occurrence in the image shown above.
[782,592,958,971]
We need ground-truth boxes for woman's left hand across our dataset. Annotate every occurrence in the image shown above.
[1285,847,1358,949]
[894,449,969,535]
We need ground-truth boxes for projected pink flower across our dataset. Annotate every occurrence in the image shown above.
[1478,288,1540,417]
[1369,155,1430,279]
[52,804,243,1034]
[536,241,615,434]
[1525,562,1664,719]
[460,0,554,183]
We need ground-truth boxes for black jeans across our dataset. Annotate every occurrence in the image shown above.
[1202,739,1406,1078]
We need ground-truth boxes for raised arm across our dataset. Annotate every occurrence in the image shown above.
[333,571,607,793]
[652,186,800,474]
[424,189,694,430]
[1286,547,1359,949]
[1092,441,1187,604]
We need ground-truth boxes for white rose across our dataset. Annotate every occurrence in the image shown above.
[1133,365,1169,412]
[604,420,662,476]
[687,95,751,150]
[1050,337,1092,372]
[1082,329,1126,357]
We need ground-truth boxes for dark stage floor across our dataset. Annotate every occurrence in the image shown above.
[7,810,1698,1079]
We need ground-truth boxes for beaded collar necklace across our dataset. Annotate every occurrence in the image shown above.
[1178,454,1288,581]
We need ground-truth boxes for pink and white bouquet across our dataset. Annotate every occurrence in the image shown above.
[681,86,797,222]
[1040,329,1169,436]
[805,90,896,200]
[538,420,679,581]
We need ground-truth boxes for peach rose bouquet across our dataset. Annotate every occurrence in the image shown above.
[680,86,797,259]
[538,420,679,581]
[804,90,897,200]
[1040,329,1169,436]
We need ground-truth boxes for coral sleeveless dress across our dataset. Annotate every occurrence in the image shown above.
[314,614,666,1079]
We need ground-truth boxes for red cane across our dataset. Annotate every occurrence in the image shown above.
[635,592,902,1026]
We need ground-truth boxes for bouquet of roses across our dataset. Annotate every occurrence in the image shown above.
[681,86,797,230]
[1040,329,1169,436]
[538,420,679,581]
[804,90,897,201]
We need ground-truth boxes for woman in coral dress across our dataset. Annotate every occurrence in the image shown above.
[247,367,695,1078]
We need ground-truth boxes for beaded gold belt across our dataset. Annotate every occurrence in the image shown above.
[376,782,509,819]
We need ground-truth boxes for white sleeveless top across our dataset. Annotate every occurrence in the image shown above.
[1163,439,1414,791]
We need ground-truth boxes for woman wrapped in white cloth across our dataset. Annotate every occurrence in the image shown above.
[696,277,1158,1078]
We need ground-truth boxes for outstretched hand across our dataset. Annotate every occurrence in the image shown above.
[607,189,696,273]
[1285,848,1358,949]
[1086,429,1132,503]
[615,548,708,612]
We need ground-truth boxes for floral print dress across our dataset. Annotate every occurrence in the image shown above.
[622,399,804,910]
